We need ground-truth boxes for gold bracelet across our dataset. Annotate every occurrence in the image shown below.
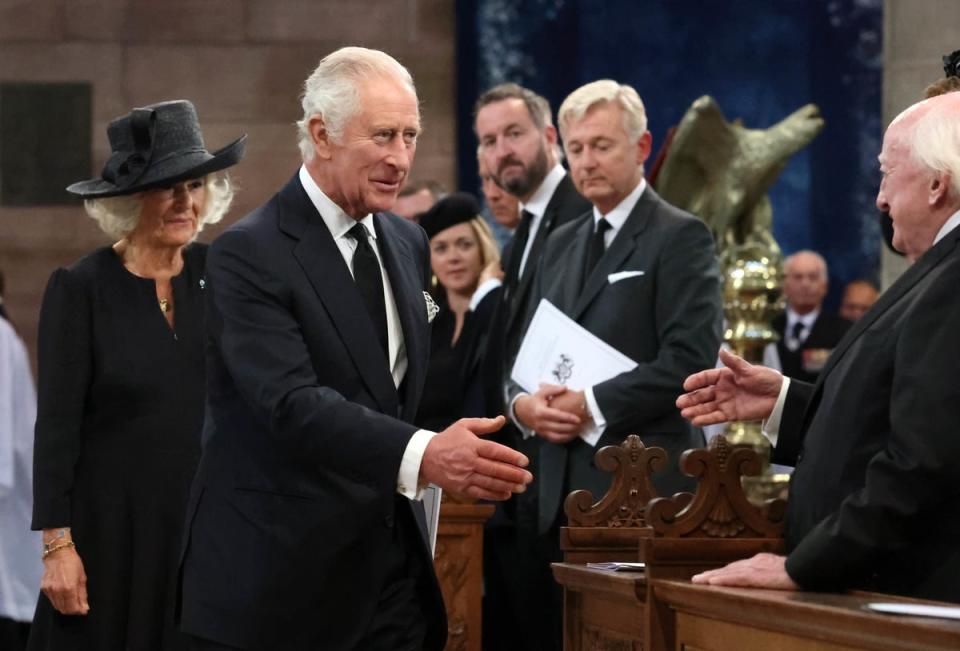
[41,540,75,559]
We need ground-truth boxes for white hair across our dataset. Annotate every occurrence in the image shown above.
[296,46,418,161]
[558,79,648,143]
[784,249,828,282]
[84,172,236,241]
[909,95,960,198]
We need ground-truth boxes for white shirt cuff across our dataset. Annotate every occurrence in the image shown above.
[398,429,437,500]
[469,278,502,311]
[509,393,536,439]
[760,376,790,448]
[580,387,606,447]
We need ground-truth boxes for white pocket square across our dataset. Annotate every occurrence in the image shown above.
[423,291,439,323]
[607,270,645,284]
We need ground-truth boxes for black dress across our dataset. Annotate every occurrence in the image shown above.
[29,244,208,651]
[415,288,501,432]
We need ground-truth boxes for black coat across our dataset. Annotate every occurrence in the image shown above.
[772,310,852,383]
[178,175,445,649]
[482,174,591,419]
[31,245,207,650]
[776,225,960,602]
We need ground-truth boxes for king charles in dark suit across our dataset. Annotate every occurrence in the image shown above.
[678,91,960,602]
[178,47,531,651]
[509,80,723,649]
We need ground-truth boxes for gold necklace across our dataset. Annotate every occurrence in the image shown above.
[159,297,170,313]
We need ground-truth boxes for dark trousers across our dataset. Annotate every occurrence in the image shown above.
[0,616,30,651]
[511,449,564,651]
[189,497,437,651]
[356,496,430,651]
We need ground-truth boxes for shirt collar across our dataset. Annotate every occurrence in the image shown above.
[933,208,960,246]
[298,165,377,240]
[592,177,647,228]
[786,306,820,328]
[519,164,567,218]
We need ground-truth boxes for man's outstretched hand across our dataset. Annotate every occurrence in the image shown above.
[675,348,784,426]
[420,416,532,501]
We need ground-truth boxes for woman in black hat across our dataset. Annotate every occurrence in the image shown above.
[415,192,502,432]
[28,100,244,651]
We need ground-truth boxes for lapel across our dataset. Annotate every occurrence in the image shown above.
[800,227,960,426]
[506,174,585,334]
[558,217,593,313]
[278,176,399,417]
[506,208,557,333]
[571,187,657,319]
[374,214,428,422]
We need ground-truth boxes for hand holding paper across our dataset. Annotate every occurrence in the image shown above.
[514,384,582,443]
[511,300,638,394]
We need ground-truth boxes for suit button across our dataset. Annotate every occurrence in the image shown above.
[385,514,395,528]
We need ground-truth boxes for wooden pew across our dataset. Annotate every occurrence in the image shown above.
[434,496,494,651]
[655,580,960,650]
[554,434,785,650]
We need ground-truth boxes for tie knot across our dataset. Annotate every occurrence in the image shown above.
[348,222,370,243]
[596,218,611,235]
[791,320,806,340]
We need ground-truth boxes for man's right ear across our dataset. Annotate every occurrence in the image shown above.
[309,115,333,161]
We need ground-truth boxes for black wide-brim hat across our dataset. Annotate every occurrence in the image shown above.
[67,99,246,198]
[419,192,481,240]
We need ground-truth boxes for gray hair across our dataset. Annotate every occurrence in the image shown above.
[297,46,418,161]
[784,249,828,281]
[558,79,648,143]
[909,94,960,198]
[84,172,235,241]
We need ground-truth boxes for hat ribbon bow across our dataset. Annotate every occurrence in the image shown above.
[101,108,157,190]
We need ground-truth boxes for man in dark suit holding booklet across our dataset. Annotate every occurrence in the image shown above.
[508,79,723,649]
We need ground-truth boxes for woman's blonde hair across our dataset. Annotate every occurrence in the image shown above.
[84,171,236,241]
[467,216,501,269]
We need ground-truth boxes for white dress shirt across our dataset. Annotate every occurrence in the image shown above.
[299,166,434,499]
[517,164,567,278]
[783,307,820,352]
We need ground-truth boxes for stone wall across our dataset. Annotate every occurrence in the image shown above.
[0,0,456,365]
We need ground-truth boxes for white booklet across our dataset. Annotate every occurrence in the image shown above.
[586,562,646,572]
[865,602,960,620]
[511,299,638,393]
[421,484,442,558]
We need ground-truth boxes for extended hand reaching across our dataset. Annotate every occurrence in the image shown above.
[675,348,784,426]
[420,416,533,501]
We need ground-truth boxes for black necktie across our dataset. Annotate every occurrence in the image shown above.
[347,223,389,359]
[504,209,534,299]
[791,320,806,346]
[582,218,611,289]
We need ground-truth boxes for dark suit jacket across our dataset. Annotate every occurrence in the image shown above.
[516,186,723,533]
[774,225,960,602]
[482,174,591,420]
[772,311,851,383]
[178,175,446,649]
